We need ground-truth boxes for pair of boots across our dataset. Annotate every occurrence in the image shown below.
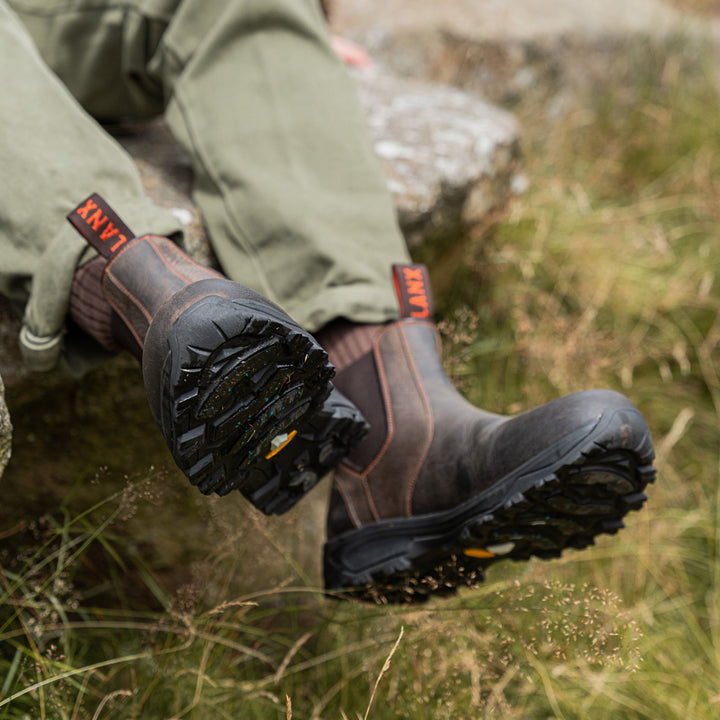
[68,194,655,603]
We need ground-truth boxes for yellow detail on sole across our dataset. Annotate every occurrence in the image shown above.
[265,429,298,459]
[463,548,496,559]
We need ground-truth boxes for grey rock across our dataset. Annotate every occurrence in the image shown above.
[0,372,11,480]
[353,66,520,249]
[331,0,685,45]
[110,65,521,254]
[331,0,709,114]
[0,300,24,387]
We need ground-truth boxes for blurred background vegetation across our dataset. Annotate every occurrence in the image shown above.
[2,14,720,720]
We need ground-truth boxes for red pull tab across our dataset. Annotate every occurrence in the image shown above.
[67,193,135,260]
[392,263,434,319]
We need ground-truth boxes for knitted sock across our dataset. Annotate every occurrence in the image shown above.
[315,319,383,373]
[68,255,141,358]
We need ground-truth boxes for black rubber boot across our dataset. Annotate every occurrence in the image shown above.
[323,264,656,602]
[67,193,367,514]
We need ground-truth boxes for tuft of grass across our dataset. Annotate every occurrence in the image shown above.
[437,29,720,719]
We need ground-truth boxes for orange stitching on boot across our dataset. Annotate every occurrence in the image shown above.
[186,255,223,279]
[109,235,131,253]
[334,468,366,529]
[104,267,153,348]
[104,269,153,324]
[363,324,396,474]
[169,240,224,277]
[357,324,398,523]
[106,236,143,259]
[104,295,145,348]
[361,476,379,523]
[146,236,196,285]
[397,323,434,516]
[146,235,224,284]
[357,323,434,521]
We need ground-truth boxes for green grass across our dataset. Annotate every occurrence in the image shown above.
[3,30,720,719]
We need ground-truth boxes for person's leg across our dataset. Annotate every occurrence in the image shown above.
[8,0,656,599]
[0,0,182,372]
[319,266,656,602]
[66,192,366,512]
[11,0,412,347]
[147,1,660,603]
[1,0,366,513]
[155,0,411,332]
[11,0,411,333]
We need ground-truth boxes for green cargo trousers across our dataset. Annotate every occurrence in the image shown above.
[0,0,409,372]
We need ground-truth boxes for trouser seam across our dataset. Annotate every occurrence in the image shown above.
[166,80,277,301]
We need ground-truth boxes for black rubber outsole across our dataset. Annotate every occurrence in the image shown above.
[323,408,656,603]
[158,295,367,514]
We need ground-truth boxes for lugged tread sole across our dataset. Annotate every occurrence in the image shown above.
[324,409,656,603]
[159,295,367,514]
[241,388,369,515]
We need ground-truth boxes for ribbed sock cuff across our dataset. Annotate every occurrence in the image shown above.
[316,320,383,373]
[69,256,121,353]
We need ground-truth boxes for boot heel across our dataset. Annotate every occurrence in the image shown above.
[66,194,369,514]
[154,293,367,514]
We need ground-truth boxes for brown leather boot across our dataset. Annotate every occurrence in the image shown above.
[67,194,367,514]
[322,264,655,602]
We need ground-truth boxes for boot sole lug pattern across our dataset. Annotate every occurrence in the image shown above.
[324,407,656,603]
[159,296,367,514]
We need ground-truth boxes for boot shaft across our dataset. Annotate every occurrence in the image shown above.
[102,234,222,348]
[321,267,656,601]
[325,265,653,538]
[67,192,223,349]
[66,193,369,515]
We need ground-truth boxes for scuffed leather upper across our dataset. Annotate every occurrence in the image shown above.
[328,318,639,537]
